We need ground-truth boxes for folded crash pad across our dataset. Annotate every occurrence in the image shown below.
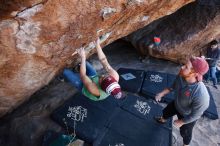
[118,68,145,93]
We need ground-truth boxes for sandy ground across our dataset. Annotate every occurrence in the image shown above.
[90,40,220,146]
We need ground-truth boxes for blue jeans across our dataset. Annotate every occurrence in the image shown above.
[63,61,97,90]
[205,66,217,85]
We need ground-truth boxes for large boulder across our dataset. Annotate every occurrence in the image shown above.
[0,0,193,117]
[126,2,220,63]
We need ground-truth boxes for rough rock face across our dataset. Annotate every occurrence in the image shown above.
[0,0,193,117]
[126,2,220,63]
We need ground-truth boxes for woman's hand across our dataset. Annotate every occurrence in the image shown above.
[77,47,86,60]
[93,38,101,49]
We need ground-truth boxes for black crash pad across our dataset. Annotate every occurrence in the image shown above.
[121,94,172,128]
[198,0,220,6]
[118,68,145,93]
[94,107,172,146]
[204,87,219,120]
[141,71,176,102]
[51,93,122,143]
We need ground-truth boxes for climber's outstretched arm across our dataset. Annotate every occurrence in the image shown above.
[77,47,100,96]
[94,38,119,81]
